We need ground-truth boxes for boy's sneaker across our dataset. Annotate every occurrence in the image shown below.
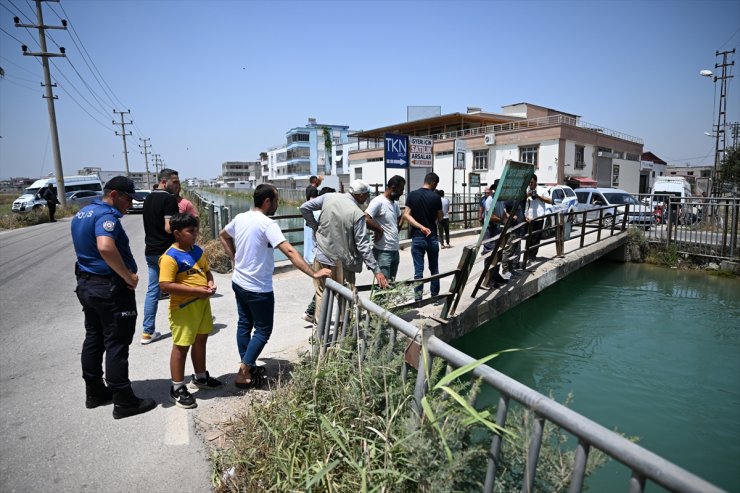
[170,385,197,409]
[140,331,162,345]
[191,371,223,390]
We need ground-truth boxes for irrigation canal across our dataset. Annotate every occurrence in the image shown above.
[453,260,740,492]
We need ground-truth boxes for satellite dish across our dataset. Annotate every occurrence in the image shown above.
[699,70,713,77]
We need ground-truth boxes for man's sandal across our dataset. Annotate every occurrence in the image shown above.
[250,366,267,377]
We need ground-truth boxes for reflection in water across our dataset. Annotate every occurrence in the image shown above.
[453,261,740,492]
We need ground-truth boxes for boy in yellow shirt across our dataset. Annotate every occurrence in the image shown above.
[159,213,221,408]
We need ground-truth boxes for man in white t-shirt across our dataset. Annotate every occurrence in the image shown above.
[219,184,330,389]
[365,175,406,281]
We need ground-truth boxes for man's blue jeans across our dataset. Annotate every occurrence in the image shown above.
[142,254,161,335]
[373,248,400,281]
[232,282,274,367]
[411,236,440,300]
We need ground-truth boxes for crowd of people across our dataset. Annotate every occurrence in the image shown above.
[70,169,547,419]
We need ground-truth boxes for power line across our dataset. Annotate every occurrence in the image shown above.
[51,57,113,119]
[56,2,128,110]
[1,77,39,92]
[0,25,28,45]
[0,55,39,78]
[6,0,33,23]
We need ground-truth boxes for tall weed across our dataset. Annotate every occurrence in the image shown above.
[212,317,606,492]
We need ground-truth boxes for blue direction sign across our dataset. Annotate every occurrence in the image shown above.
[384,133,409,169]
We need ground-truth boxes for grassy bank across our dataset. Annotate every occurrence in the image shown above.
[0,193,79,230]
[210,319,606,492]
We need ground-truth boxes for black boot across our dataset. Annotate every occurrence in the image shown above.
[112,387,156,420]
[85,378,113,409]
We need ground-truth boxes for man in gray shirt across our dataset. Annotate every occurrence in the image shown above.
[300,179,388,324]
[365,175,406,281]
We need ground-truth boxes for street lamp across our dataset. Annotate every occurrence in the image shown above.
[700,68,721,195]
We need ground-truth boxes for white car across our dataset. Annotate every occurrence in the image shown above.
[66,190,103,208]
[574,187,654,229]
[544,184,578,220]
[128,190,150,213]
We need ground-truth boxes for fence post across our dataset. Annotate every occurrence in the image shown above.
[412,325,433,418]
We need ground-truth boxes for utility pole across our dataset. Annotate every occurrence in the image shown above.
[139,137,151,189]
[712,49,735,195]
[152,153,161,176]
[14,0,68,206]
[113,110,132,176]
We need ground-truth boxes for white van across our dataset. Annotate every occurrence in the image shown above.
[652,177,692,204]
[12,175,103,212]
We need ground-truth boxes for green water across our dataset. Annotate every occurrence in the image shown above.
[452,261,740,492]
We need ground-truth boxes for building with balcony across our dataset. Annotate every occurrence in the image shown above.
[262,118,356,189]
[348,103,645,195]
[222,161,261,188]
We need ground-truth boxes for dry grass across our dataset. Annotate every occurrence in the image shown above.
[202,238,232,274]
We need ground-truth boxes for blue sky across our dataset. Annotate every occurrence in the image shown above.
[1,0,738,181]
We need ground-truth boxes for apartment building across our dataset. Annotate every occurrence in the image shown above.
[262,118,356,189]
[348,103,645,195]
[222,161,261,188]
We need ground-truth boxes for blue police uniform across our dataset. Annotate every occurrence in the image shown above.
[72,199,138,391]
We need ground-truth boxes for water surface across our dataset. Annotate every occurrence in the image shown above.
[453,261,740,491]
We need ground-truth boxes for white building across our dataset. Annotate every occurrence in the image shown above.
[262,118,357,189]
[348,103,645,196]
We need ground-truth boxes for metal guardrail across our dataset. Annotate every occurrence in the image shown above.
[314,278,724,493]
[188,190,231,240]
[636,194,739,260]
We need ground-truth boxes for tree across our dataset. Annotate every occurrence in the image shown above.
[718,146,740,191]
[322,126,332,175]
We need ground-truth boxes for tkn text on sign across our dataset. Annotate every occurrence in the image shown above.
[409,137,433,167]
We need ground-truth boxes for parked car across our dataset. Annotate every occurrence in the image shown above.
[12,175,103,213]
[573,187,654,229]
[128,190,150,213]
[66,190,103,208]
[544,184,578,219]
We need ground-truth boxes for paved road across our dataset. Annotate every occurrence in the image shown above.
[0,215,487,492]
[0,216,217,492]
[1,213,405,493]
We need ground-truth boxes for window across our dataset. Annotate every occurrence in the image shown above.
[519,145,539,167]
[626,152,640,161]
[612,164,620,187]
[287,133,309,144]
[355,167,362,180]
[687,171,694,176]
[701,170,711,178]
[473,150,489,170]
[435,150,453,157]
[576,191,590,204]
[575,145,585,169]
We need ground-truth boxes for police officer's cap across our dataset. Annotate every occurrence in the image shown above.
[104,176,146,200]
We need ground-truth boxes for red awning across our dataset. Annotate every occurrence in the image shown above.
[568,176,598,187]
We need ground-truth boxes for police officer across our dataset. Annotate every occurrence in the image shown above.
[71,176,156,419]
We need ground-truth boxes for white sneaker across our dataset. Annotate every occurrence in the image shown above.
[500,272,512,281]
[140,331,162,345]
